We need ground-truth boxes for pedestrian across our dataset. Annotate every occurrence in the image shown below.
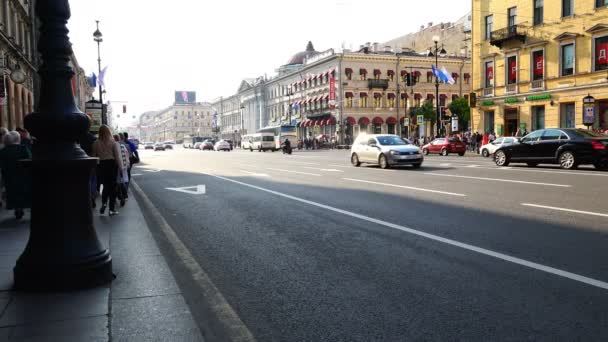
[122,132,139,187]
[0,131,31,219]
[475,132,483,153]
[15,128,32,149]
[79,127,98,208]
[115,134,130,207]
[489,132,496,142]
[92,125,124,216]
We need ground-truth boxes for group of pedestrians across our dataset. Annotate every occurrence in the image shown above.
[90,125,139,216]
[0,128,32,219]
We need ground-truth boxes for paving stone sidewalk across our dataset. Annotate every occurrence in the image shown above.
[0,195,204,341]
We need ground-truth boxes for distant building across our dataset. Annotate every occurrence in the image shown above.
[138,102,214,143]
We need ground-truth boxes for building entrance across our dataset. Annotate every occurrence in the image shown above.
[504,108,518,137]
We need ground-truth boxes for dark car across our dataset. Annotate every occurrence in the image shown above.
[224,139,234,150]
[144,142,154,150]
[494,128,608,170]
[154,143,165,151]
[422,137,466,156]
[201,141,214,151]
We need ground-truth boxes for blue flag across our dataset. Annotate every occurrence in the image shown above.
[88,73,97,87]
[432,65,449,83]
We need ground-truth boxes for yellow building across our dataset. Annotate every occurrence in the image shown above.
[472,0,608,136]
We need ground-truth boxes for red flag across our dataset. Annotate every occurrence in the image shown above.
[596,42,608,65]
[534,55,544,77]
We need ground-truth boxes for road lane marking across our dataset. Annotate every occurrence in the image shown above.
[166,185,206,195]
[132,173,143,177]
[131,182,255,341]
[522,203,608,218]
[240,170,269,177]
[302,167,344,172]
[289,161,321,165]
[266,168,321,177]
[424,173,571,188]
[440,163,452,166]
[342,178,466,197]
[422,162,608,177]
[467,165,481,168]
[202,173,608,291]
[328,164,350,168]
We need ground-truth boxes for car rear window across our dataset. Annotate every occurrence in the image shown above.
[263,136,275,142]
[447,138,461,142]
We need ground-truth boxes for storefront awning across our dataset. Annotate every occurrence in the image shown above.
[387,93,396,99]
[359,117,370,125]
[387,70,395,76]
[345,92,353,98]
[359,68,367,75]
[386,117,397,124]
[427,94,435,100]
[346,116,356,125]
[372,117,384,125]
[345,68,353,74]
[440,94,447,99]
[401,93,408,99]
[412,71,421,77]
[360,92,368,97]
[464,73,471,79]
[373,69,381,76]
[401,70,408,76]
[374,93,382,98]
[414,93,422,99]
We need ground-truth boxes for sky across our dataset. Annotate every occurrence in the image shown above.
[67,0,471,127]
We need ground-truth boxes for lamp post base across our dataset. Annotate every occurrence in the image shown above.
[13,157,113,291]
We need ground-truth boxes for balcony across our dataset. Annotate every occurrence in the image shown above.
[490,24,528,49]
[530,80,545,90]
[368,79,389,90]
[483,88,494,97]
[505,84,517,94]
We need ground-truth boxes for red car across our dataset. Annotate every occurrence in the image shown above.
[422,137,466,156]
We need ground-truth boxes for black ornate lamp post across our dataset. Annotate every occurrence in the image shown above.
[429,35,447,138]
[15,0,113,291]
[93,20,106,125]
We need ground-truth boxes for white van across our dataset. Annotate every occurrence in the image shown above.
[243,133,276,152]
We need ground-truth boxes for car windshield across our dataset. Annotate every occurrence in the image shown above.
[376,136,408,146]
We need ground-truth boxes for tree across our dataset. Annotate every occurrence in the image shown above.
[448,97,470,124]
[415,100,436,122]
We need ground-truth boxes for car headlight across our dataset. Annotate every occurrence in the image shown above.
[389,150,399,156]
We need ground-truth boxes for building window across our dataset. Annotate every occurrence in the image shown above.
[360,69,367,81]
[534,0,543,26]
[562,0,573,16]
[426,71,433,83]
[507,55,517,84]
[560,103,575,128]
[485,61,494,88]
[485,15,493,40]
[532,50,544,80]
[595,35,608,71]
[596,0,607,8]
[346,69,352,80]
[360,94,368,107]
[484,111,495,134]
[532,106,545,130]
[373,94,382,108]
[561,43,575,76]
[439,95,446,107]
[508,7,517,28]
[387,94,395,108]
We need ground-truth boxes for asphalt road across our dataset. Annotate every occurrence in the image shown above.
[133,147,608,341]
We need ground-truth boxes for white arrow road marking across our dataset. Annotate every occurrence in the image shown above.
[240,170,270,177]
[166,185,206,195]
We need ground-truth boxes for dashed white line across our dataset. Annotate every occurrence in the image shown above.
[424,173,571,188]
[266,168,321,177]
[522,203,608,218]
[343,178,466,197]
[303,167,344,172]
[202,172,608,291]
[240,170,269,177]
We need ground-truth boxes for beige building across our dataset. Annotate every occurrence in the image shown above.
[139,102,214,143]
[0,0,37,130]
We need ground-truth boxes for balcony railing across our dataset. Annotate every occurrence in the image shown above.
[483,88,494,97]
[530,80,545,90]
[490,24,528,49]
[368,79,389,90]
[505,84,517,93]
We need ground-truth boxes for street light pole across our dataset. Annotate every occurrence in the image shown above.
[430,36,447,138]
[17,0,113,290]
[93,21,105,125]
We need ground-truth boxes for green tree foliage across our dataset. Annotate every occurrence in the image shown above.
[414,100,436,122]
[448,97,470,123]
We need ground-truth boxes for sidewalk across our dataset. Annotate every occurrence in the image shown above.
[0,193,204,341]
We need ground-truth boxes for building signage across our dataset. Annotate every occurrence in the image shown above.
[417,115,424,125]
[329,77,336,108]
[583,95,596,126]
[526,94,551,101]
[504,98,519,104]
[481,100,495,106]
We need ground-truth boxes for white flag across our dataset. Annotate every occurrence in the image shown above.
[98,66,109,87]
[441,66,455,85]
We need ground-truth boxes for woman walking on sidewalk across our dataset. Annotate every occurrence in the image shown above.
[0,131,31,219]
[92,125,124,216]
[114,134,130,207]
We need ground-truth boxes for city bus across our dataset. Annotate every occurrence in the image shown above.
[258,125,296,150]
[183,136,206,148]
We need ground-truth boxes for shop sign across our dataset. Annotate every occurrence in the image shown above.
[504,98,519,104]
[403,118,410,126]
[417,115,424,125]
[481,100,495,106]
[526,94,551,101]
[583,95,595,126]
[329,77,336,108]
[451,116,459,132]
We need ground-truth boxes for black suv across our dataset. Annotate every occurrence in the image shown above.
[494,128,608,170]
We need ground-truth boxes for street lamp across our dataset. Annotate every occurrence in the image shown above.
[286,87,294,126]
[18,0,113,290]
[93,20,106,125]
[429,35,447,138]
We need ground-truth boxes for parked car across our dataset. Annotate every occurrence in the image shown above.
[422,137,466,156]
[351,134,423,169]
[224,139,234,150]
[193,142,203,150]
[163,141,174,150]
[480,137,518,157]
[144,142,154,150]
[494,128,608,170]
[201,141,214,150]
[154,143,165,151]
[214,140,231,151]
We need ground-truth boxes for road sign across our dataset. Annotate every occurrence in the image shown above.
[417,115,424,125]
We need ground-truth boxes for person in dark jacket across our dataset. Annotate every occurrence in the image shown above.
[0,131,31,219]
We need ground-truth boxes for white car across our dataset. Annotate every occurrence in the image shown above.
[214,140,231,151]
[351,134,423,169]
[480,137,518,157]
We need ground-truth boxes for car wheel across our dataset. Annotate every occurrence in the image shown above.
[250,147,253,152]
[258,147,262,152]
[423,148,429,155]
[494,150,510,166]
[526,162,538,167]
[412,163,422,169]
[458,152,465,156]
[379,154,390,169]
[441,149,449,156]
[481,149,490,157]
[559,151,577,170]
[351,153,361,167]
